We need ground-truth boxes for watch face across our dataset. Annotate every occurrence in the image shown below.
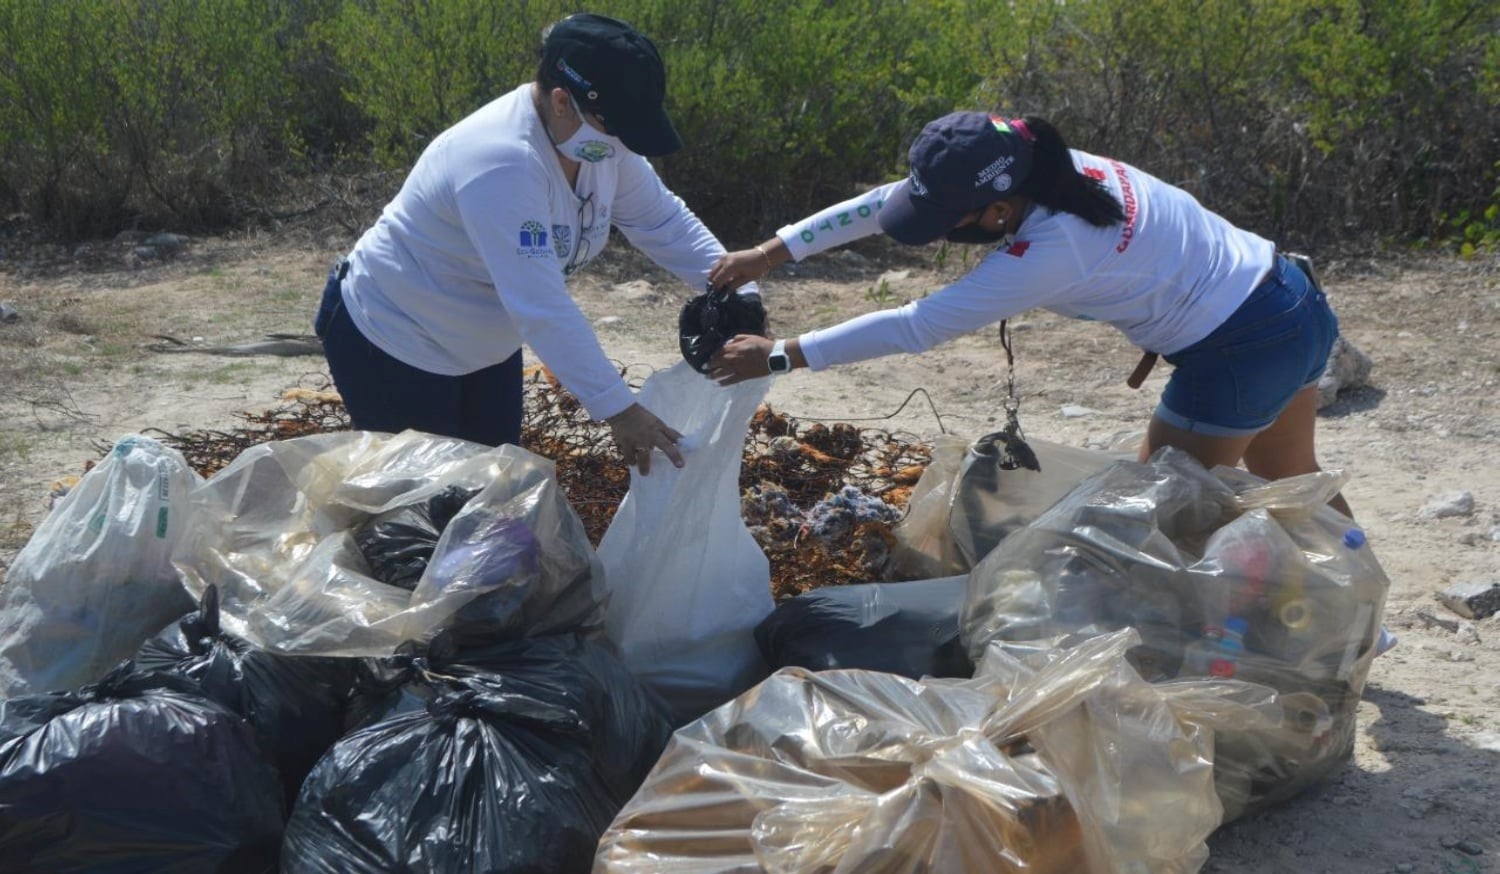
[768,353,791,374]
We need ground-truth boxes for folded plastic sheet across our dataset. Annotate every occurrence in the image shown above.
[753,575,972,680]
[171,430,604,656]
[0,666,285,873]
[961,447,1390,819]
[595,629,1258,874]
[0,435,200,697]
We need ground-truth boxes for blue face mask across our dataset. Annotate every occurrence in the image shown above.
[554,96,625,163]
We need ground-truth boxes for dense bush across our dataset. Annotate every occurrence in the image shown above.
[0,0,296,237]
[0,0,1494,252]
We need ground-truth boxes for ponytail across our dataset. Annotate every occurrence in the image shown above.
[1016,117,1125,228]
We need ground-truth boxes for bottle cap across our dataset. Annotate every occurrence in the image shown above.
[1343,528,1366,549]
[1225,616,1250,636]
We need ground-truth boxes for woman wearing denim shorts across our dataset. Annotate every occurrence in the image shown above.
[705,110,1349,517]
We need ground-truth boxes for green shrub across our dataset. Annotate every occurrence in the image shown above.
[321,0,563,166]
[1,0,1493,250]
[0,0,298,237]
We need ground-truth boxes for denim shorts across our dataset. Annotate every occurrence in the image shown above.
[1156,255,1339,438]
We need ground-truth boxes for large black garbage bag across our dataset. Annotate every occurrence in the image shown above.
[134,586,355,805]
[352,485,480,589]
[346,631,673,804]
[283,684,618,874]
[0,666,285,874]
[754,575,974,680]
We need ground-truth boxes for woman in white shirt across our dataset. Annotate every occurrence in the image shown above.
[707,111,1349,515]
[315,13,757,474]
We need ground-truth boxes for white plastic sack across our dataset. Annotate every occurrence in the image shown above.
[0,435,200,696]
[599,362,772,722]
[171,430,604,656]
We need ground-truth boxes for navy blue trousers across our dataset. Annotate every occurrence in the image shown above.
[314,265,523,447]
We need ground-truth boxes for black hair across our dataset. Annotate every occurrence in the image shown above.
[1015,116,1125,228]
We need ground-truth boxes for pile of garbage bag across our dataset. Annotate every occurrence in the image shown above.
[0,411,1396,872]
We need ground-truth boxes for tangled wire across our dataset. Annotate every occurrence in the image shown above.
[137,367,937,599]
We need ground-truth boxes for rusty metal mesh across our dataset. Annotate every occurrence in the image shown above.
[137,368,936,600]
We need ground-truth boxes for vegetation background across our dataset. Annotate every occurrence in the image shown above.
[1,0,1497,254]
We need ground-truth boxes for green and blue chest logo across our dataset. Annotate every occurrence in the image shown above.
[517,221,550,257]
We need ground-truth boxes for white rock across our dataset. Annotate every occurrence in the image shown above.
[1317,336,1373,408]
[1419,491,1475,520]
[1060,405,1097,418]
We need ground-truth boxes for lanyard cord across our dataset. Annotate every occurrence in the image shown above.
[995,319,1040,471]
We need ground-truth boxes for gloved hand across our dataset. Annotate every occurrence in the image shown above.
[679,285,768,374]
[606,403,684,475]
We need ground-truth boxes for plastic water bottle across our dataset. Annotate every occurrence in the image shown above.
[1215,616,1249,677]
[1182,616,1248,678]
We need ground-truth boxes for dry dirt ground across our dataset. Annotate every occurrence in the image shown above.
[1,223,1497,874]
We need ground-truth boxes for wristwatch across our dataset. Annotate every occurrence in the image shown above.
[767,339,793,375]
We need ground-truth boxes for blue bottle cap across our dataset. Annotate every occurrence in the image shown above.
[1343,528,1366,549]
[1225,616,1250,636]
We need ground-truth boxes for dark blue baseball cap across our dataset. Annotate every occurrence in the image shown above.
[542,14,683,157]
[879,112,1036,245]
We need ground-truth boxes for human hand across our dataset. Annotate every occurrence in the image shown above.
[706,250,768,292]
[707,334,775,386]
[605,403,684,475]
[708,240,783,292]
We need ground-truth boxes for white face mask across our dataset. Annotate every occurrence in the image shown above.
[554,96,625,163]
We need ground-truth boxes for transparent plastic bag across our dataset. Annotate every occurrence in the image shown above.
[890,435,1121,578]
[599,362,773,723]
[172,430,604,656]
[961,447,1391,818]
[0,435,200,696]
[887,434,969,578]
[594,629,1230,874]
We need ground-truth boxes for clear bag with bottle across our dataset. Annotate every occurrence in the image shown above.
[594,628,1276,874]
[172,430,605,656]
[961,447,1390,820]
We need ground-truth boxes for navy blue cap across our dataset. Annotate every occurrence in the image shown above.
[879,112,1036,245]
[542,14,683,157]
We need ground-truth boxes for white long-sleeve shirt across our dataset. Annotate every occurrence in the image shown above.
[342,83,754,421]
[774,150,1274,369]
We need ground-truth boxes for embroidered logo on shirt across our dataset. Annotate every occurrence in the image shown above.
[518,221,550,257]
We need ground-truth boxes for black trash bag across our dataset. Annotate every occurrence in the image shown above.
[754,576,975,680]
[352,484,480,589]
[283,684,617,874]
[0,665,285,874]
[346,631,673,804]
[134,585,355,806]
[678,285,768,373]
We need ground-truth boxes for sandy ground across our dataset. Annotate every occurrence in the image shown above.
[0,226,1497,874]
